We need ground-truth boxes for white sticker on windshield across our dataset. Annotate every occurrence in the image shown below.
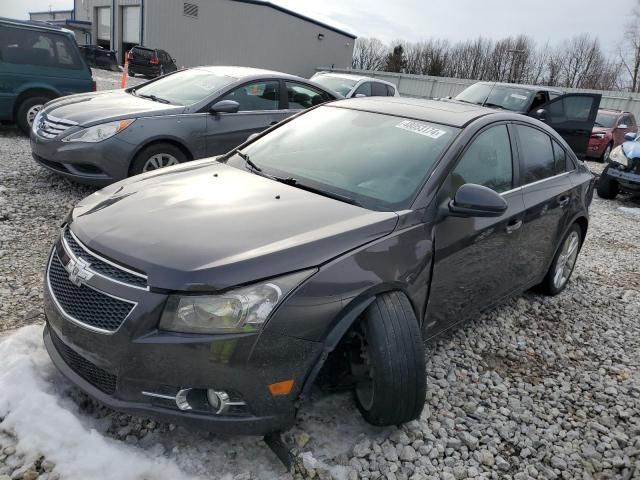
[510,93,528,100]
[396,120,447,139]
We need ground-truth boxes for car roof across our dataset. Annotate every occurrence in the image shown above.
[329,97,501,127]
[474,81,563,94]
[0,16,73,35]
[598,108,627,115]
[193,65,317,83]
[315,72,395,86]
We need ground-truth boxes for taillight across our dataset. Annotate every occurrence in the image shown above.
[127,51,134,61]
[150,57,160,65]
[91,80,96,92]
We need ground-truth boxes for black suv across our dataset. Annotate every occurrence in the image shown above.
[127,46,177,78]
[43,98,593,437]
[79,45,119,71]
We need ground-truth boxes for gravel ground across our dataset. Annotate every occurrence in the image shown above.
[1,70,639,480]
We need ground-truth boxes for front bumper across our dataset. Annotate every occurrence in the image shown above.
[30,132,133,186]
[605,165,640,191]
[42,233,323,435]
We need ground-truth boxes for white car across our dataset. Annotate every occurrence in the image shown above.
[311,72,399,98]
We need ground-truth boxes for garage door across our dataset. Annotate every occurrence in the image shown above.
[122,6,140,44]
[96,7,111,41]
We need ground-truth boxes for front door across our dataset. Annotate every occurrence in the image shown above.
[529,93,601,157]
[205,80,288,156]
[426,124,526,337]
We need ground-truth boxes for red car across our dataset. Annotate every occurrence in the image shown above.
[588,109,637,161]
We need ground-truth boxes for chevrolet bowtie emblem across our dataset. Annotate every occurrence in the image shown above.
[65,256,94,287]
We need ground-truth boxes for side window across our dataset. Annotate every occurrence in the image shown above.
[449,125,513,195]
[547,96,595,123]
[219,81,280,112]
[286,82,328,109]
[629,114,637,127]
[354,82,372,97]
[371,82,387,97]
[386,85,396,96]
[515,125,555,183]
[551,140,568,174]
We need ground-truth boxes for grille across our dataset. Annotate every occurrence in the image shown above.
[183,2,199,17]
[62,227,147,288]
[49,327,117,395]
[36,114,77,139]
[48,253,135,332]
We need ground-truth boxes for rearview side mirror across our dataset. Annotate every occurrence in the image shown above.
[448,184,508,218]
[625,131,637,141]
[210,100,239,115]
[354,93,367,98]
[535,108,546,118]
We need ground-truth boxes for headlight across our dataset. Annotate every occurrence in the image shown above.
[32,111,44,134]
[608,146,628,167]
[591,133,606,139]
[159,269,316,334]
[62,119,135,143]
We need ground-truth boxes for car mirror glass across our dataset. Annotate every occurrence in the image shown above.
[210,100,240,115]
[448,184,508,218]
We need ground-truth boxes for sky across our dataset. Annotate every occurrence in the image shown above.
[3,0,637,55]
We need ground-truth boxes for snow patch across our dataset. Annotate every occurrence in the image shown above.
[618,206,640,216]
[0,325,201,480]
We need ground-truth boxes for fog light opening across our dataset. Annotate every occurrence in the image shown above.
[206,389,247,415]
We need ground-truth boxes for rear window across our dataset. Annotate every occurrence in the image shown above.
[455,83,533,112]
[312,74,358,96]
[131,47,154,60]
[0,26,84,70]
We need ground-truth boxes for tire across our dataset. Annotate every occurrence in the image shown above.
[16,95,51,135]
[538,224,583,296]
[600,142,613,162]
[351,291,426,426]
[596,170,620,199]
[130,143,187,176]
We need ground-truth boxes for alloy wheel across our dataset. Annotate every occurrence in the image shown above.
[553,231,580,289]
[603,145,611,162]
[26,104,43,127]
[142,153,179,172]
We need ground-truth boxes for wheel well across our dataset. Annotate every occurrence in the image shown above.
[13,89,57,116]
[129,139,194,175]
[574,216,588,240]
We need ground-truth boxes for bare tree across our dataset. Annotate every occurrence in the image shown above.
[620,0,640,92]
[351,38,388,71]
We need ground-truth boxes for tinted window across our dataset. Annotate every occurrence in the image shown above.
[595,112,617,128]
[286,82,328,109]
[450,125,513,195]
[221,81,280,111]
[547,96,595,122]
[552,140,568,174]
[386,85,396,96]
[371,82,387,97]
[236,107,458,210]
[354,82,372,97]
[454,83,533,111]
[515,125,555,183]
[135,68,237,105]
[0,28,82,69]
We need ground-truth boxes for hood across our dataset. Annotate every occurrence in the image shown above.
[70,161,399,291]
[44,90,184,126]
[591,127,612,135]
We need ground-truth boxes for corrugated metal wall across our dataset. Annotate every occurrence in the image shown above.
[145,0,354,77]
[325,68,640,118]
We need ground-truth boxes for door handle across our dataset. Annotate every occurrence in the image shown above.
[505,219,522,234]
[558,195,570,207]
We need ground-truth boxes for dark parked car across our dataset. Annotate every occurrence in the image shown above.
[78,45,119,71]
[451,82,601,157]
[30,66,339,185]
[127,46,177,78]
[587,109,637,162]
[0,17,94,134]
[43,98,594,436]
[597,131,640,199]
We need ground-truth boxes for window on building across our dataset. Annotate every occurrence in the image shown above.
[220,81,280,111]
[449,125,513,195]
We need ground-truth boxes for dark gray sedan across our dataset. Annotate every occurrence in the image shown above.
[30,66,339,185]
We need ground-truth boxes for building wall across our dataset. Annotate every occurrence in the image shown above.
[75,0,354,77]
[145,0,354,77]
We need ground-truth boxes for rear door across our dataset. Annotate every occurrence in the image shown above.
[529,93,601,157]
[205,79,284,155]
[427,123,526,336]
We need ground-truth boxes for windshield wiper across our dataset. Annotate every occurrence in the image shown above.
[138,93,170,104]
[234,149,264,173]
[483,102,506,110]
[273,176,363,207]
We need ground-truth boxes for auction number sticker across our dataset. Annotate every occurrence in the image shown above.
[396,120,447,139]
[510,93,528,100]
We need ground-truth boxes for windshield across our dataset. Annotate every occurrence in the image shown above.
[455,83,533,112]
[594,112,617,128]
[133,69,238,105]
[229,106,458,211]
[312,75,358,96]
